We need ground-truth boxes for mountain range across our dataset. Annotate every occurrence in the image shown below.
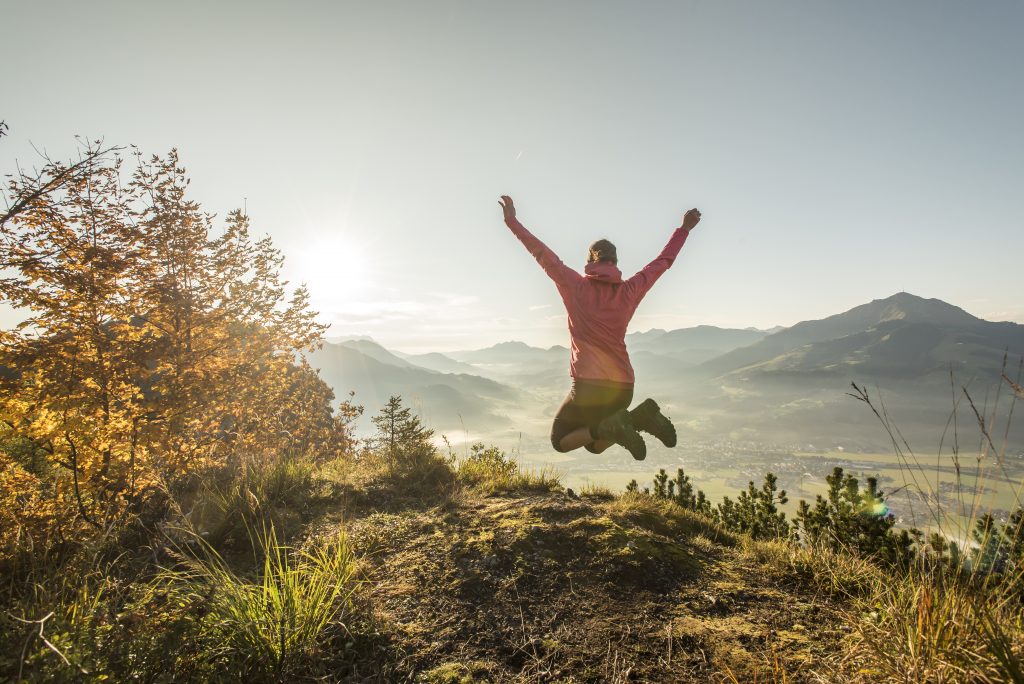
[701,292,1024,382]
[308,341,521,433]
[307,293,1024,449]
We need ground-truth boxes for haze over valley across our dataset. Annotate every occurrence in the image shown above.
[310,292,1024,530]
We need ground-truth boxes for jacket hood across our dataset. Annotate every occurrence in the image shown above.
[584,261,623,283]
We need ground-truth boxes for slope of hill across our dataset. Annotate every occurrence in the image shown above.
[675,293,1024,448]
[334,338,420,369]
[628,325,768,365]
[394,351,482,375]
[446,341,570,385]
[448,340,568,365]
[701,292,1024,383]
[307,342,521,434]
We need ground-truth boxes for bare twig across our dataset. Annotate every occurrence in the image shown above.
[10,611,89,681]
[1,142,119,227]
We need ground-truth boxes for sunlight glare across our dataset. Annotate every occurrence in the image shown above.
[286,226,376,303]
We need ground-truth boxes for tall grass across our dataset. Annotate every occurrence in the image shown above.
[784,541,1021,682]
[3,452,363,681]
[186,452,317,544]
[789,372,1024,682]
[156,523,359,678]
[1,571,108,680]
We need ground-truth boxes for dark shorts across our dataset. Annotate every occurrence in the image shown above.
[550,378,634,453]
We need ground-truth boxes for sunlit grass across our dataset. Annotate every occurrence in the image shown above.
[456,442,562,495]
[156,523,359,677]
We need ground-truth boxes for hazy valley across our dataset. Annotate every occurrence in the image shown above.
[311,292,1024,529]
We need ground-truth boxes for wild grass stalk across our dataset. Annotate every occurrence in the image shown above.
[578,482,616,501]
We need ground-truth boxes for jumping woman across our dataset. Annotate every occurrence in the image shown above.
[499,195,702,460]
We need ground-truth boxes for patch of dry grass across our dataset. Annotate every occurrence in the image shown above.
[604,491,735,546]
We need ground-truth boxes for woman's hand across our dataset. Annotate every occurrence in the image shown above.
[681,208,702,231]
[499,195,516,222]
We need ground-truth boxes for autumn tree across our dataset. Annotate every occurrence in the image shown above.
[0,142,355,551]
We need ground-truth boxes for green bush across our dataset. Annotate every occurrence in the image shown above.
[190,452,317,546]
[355,395,457,503]
[457,442,560,495]
[364,395,438,476]
[650,467,713,517]
[794,466,915,567]
[710,473,790,541]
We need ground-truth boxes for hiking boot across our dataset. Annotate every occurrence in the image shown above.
[629,398,677,448]
[595,409,647,461]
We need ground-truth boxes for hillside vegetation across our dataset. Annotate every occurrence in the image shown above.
[1,147,1022,682]
[4,403,1022,681]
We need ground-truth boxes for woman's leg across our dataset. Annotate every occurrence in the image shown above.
[558,426,596,452]
[550,380,636,454]
[550,383,586,452]
[556,425,614,452]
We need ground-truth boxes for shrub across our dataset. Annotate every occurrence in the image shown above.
[794,466,916,568]
[356,396,457,503]
[712,473,790,541]
[186,451,318,546]
[650,467,713,517]
[457,442,561,495]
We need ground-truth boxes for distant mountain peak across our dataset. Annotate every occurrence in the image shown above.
[489,340,533,350]
[866,293,979,327]
[699,292,1015,380]
[325,334,376,345]
[341,338,388,350]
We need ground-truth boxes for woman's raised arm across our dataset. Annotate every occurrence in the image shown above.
[500,195,580,289]
[626,208,702,298]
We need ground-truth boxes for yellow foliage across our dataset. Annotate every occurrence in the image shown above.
[0,146,358,558]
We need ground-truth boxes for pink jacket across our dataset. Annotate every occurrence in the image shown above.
[506,216,690,385]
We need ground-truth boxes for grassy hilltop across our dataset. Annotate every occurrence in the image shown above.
[342,487,846,682]
[6,429,851,682]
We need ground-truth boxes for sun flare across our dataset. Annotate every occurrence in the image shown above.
[286,229,375,300]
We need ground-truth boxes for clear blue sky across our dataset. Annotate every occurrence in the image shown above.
[2,0,1022,352]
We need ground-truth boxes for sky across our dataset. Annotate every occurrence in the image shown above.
[2,0,1022,353]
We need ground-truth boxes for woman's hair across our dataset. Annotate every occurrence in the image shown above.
[587,239,618,264]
